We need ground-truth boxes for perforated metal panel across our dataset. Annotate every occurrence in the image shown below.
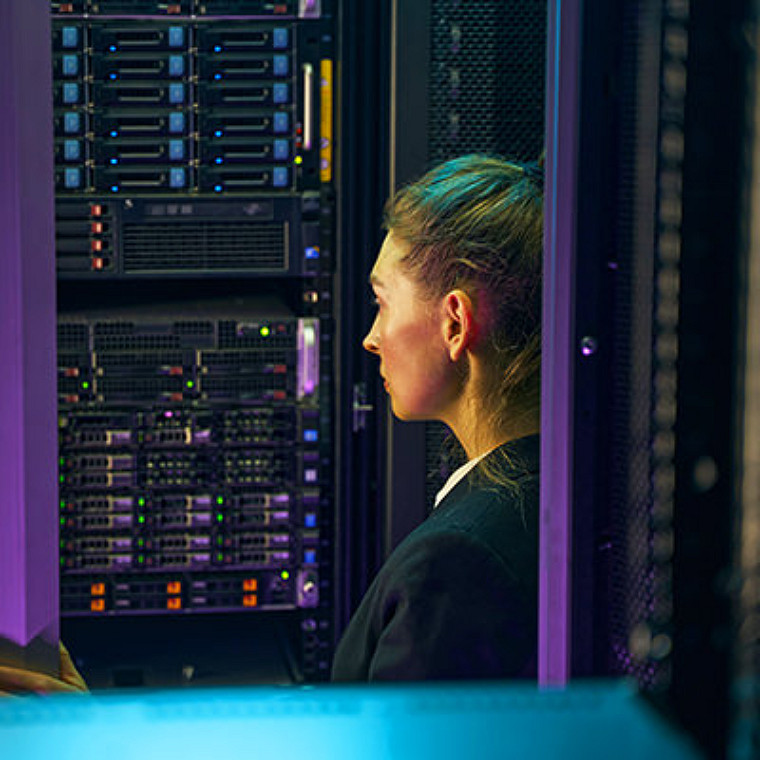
[428,0,546,164]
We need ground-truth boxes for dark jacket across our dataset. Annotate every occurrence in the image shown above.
[331,434,539,681]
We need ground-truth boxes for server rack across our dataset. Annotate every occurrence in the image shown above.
[52,0,338,686]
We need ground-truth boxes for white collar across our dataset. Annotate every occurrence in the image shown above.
[434,452,487,508]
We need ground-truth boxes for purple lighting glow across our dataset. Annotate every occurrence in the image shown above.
[0,0,59,675]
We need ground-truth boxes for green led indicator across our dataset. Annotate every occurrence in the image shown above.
[138,497,145,507]
[216,513,224,523]
[217,536,224,546]
[60,540,65,549]
[60,517,66,526]
[59,475,65,483]
[81,381,90,390]
[60,500,66,509]
[216,553,224,562]
[138,538,145,548]
[280,570,290,581]
[138,555,144,564]
[59,457,65,466]
[260,326,270,337]
[138,515,146,524]
[60,558,65,567]
[216,496,224,505]
[186,380,194,389]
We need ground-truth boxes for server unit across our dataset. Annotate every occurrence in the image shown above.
[51,0,336,686]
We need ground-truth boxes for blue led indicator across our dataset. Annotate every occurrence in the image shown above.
[169,84,184,104]
[272,29,289,49]
[305,247,319,260]
[63,140,81,161]
[304,550,316,564]
[62,27,79,48]
[304,429,318,442]
[111,185,119,193]
[63,83,79,104]
[109,45,117,52]
[273,55,288,77]
[215,157,223,164]
[272,167,288,187]
[169,55,185,77]
[169,140,185,160]
[214,184,223,193]
[64,168,81,189]
[110,158,118,165]
[62,55,79,76]
[110,130,118,137]
[273,83,288,104]
[214,73,222,81]
[64,112,81,134]
[168,27,185,48]
[169,113,185,133]
[273,112,289,133]
[273,138,289,160]
[214,129,223,137]
[214,45,222,53]
[109,73,117,80]
[304,513,317,528]
[169,168,186,188]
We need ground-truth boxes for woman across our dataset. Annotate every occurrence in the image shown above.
[332,154,542,680]
[0,154,542,691]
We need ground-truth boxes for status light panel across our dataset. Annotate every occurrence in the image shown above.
[58,312,322,616]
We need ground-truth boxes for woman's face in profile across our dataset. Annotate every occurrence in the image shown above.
[363,234,458,422]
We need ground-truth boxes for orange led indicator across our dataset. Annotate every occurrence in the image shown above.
[90,599,105,612]
[91,583,105,596]
[91,204,102,217]
[92,257,104,270]
[169,367,183,376]
[167,581,182,595]
[91,239,103,252]
[243,594,258,608]
[167,597,182,610]
[91,222,104,234]
[242,578,258,592]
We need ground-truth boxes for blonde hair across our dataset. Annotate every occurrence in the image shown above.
[384,154,543,489]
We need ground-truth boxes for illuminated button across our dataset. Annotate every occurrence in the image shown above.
[272,167,288,187]
[304,246,319,260]
[304,513,317,528]
[303,429,318,443]
[168,55,185,77]
[90,599,105,612]
[272,28,289,49]
[273,55,289,77]
[62,83,80,104]
[304,468,318,483]
[169,139,185,160]
[63,139,81,161]
[62,54,79,76]
[167,598,182,610]
[169,168,186,188]
[64,168,82,189]
[242,578,258,592]
[273,83,288,104]
[273,138,289,160]
[91,583,105,596]
[273,112,289,133]
[61,27,79,48]
[168,112,185,133]
[169,83,185,104]
[303,549,316,564]
[166,581,182,595]
[243,594,258,607]
[168,26,185,47]
[63,112,81,134]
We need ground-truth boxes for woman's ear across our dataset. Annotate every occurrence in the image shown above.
[442,289,477,362]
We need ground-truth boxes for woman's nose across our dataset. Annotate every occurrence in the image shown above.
[363,323,379,354]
